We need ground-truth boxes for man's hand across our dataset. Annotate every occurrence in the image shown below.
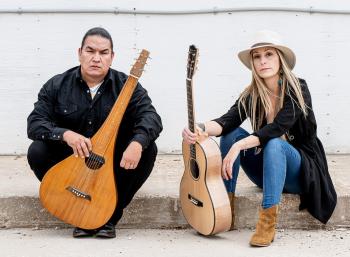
[120,141,142,170]
[63,130,92,158]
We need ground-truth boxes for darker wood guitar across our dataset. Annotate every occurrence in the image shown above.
[39,50,150,229]
[180,45,231,235]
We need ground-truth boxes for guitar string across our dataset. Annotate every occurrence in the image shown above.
[78,78,127,194]
[71,59,144,201]
[79,78,136,196]
[56,56,145,227]
[186,63,199,202]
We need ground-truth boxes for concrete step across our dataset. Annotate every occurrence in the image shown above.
[0,155,349,230]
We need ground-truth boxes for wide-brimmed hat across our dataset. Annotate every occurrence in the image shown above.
[238,30,296,70]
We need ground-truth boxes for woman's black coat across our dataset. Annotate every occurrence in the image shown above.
[213,79,337,223]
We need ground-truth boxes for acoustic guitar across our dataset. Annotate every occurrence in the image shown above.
[180,45,231,235]
[39,50,150,229]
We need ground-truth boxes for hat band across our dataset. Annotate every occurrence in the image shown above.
[251,42,273,48]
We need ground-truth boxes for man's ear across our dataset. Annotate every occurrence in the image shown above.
[110,51,115,66]
[78,48,82,62]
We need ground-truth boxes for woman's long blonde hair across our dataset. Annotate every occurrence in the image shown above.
[238,49,308,132]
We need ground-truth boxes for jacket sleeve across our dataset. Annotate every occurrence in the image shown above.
[212,99,247,136]
[128,83,163,150]
[253,80,312,147]
[27,79,68,141]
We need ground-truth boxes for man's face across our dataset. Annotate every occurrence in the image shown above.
[79,35,114,81]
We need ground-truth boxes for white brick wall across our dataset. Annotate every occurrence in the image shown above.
[0,0,349,154]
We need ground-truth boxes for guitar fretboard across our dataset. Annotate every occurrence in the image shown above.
[186,78,196,160]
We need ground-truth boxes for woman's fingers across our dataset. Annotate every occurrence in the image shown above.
[222,157,235,180]
[182,127,198,144]
[222,159,229,180]
[227,159,234,179]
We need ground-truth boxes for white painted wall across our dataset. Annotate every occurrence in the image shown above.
[0,0,349,154]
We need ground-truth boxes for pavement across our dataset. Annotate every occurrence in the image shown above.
[0,154,349,229]
[0,228,349,257]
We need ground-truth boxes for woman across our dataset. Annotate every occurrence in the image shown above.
[182,30,337,247]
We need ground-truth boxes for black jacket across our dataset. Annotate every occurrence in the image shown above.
[213,79,337,224]
[27,66,163,153]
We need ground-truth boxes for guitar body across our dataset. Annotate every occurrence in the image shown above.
[39,135,117,229]
[180,137,232,235]
[180,45,231,235]
[39,50,150,229]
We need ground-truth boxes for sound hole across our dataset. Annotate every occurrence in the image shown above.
[189,158,199,179]
[85,152,105,170]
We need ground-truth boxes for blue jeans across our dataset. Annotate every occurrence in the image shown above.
[220,127,301,209]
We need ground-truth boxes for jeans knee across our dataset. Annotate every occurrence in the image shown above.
[264,138,284,156]
[220,127,248,150]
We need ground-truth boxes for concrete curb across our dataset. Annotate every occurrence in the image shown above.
[0,155,349,229]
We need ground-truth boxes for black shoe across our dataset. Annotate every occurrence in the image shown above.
[72,227,96,238]
[95,222,116,238]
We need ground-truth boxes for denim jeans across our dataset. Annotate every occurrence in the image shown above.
[220,127,301,209]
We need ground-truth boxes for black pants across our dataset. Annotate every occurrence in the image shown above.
[27,140,157,226]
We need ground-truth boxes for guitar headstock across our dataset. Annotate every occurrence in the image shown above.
[130,49,150,78]
[187,45,199,80]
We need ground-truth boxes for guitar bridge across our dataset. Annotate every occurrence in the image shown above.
[188,194,203,207]
[66,186,91,201]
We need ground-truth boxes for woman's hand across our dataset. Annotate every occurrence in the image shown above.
[182,126,208,145]
[182,127,197,144]
[222,144,241,180]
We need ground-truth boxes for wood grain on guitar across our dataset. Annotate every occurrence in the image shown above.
[39,50,150,229]
[180,45,231,235]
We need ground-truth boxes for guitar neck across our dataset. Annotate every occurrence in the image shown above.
[92,76,139,154]
[186,78,196,159]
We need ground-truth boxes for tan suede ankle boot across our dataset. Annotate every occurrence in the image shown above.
[228,193,235,230]
[250,205,278,247]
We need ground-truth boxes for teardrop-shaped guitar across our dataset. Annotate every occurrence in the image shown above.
[39,50,150,229]
[180,45,231,235]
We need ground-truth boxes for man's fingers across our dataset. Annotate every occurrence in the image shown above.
[120,158,126,168]
[85,138,92,151]
[80,141,90,157]
[66,133,91,158]
[76,143,85,158]
[73,147,78,158]
[124,163,131,169]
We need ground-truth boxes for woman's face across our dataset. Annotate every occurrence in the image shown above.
[252,47,280,80]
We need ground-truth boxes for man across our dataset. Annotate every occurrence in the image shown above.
[27,27,163,238]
